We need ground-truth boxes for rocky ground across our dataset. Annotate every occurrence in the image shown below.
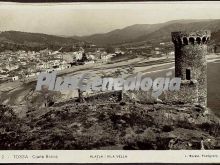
[0,97,219,150]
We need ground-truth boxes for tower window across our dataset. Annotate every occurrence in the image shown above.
[202,37,206,44]
[186,69,191,80]
[189,37,195,44]
[183,37,188,45]
[196,37,201,44]
[178,38,182,45]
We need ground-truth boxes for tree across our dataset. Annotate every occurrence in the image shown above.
[81,53,88,62]
[105,47,115,54]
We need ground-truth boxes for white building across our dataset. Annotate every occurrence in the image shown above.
[12,76,19,81]
[6,65,19,71]
[36,63,45,70]
[84,61,95,64]
[101,54,114,62]
[60,64,71,70]
[88,55,95,60]
[155,51,161,55]
[73,51,83,60]
[169,51,175,56]
[20,61,27,66]
[26,73,35,78]
[0,74,9,79]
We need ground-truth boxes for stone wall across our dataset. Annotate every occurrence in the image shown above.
[122,80,198,105]
[160,80,198,104]
[175,44,207,106]
[85,91,122,104]
[122,90,157,104]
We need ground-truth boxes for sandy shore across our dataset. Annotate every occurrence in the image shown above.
[1,54,220,105]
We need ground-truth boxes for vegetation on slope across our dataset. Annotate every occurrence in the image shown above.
[0,101,219,150]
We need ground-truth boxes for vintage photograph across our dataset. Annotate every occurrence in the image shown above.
[0,2,219,150]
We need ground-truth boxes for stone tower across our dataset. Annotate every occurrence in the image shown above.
[171,30,211,106]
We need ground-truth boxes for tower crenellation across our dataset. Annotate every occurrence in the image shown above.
[172,31,211,46]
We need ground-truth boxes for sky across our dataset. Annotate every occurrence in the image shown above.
[0,2,220,36]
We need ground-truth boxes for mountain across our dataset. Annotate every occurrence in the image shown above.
[0,31,80,51]
[1,19,220,50]
[135,19,220,43]
[73,23,165,46]
[73,19,220,46]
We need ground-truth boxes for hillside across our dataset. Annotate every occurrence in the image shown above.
[1,19,220,50]
[0,31,81,52]
[1,99,219,150]
[73,19,220,46]
[135,19,220,43]
[73,23,165,46]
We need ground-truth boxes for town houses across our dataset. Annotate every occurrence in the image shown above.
[0,40,183,83]
[0,47,118,83]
